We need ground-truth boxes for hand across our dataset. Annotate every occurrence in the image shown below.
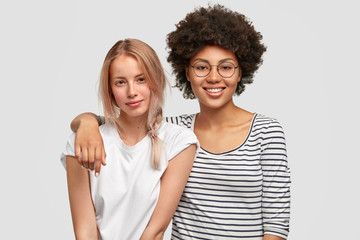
[74,117,106,176]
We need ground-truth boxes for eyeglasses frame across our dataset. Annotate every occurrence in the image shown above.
[190,61,239,78]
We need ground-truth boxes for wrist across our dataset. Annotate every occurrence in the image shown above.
[79,117,100,127]
[140,226,165,240]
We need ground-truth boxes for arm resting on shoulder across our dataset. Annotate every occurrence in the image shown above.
[70,112,100,132]
[66,156,98,240]
[140,144,197,240]
[70,112,106,175]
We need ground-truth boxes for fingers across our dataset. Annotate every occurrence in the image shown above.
[73,119,106,175]
[94,146,103,177]
[94,152,101,178]
[102,149,107,166]
[75,144,82,165]
[82,148,89,169]
[88,146,95,171]
[74,145,106,176]
[74,139,106,177]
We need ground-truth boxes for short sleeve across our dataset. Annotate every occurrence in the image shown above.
[162,124,199,162]
[60,132,76,169]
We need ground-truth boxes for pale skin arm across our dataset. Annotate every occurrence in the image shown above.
[70,112,106,176]
[66,156,98,240]
[140,144,197,240]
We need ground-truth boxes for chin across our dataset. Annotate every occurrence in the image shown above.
[200,98,234,109]
[121,109,148,118]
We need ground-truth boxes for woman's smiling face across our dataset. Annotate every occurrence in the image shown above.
[186,45,241,109]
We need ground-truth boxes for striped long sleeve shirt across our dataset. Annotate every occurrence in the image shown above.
[165,113,291,240]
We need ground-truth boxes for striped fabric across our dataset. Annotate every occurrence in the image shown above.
[165,114,290,240]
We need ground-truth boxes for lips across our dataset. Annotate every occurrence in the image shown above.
[203,87,225,97]
[204,87,225,93]
[125,100,143,108]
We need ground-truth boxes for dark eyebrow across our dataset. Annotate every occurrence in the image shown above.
[192,58,209,64]
[219,58,237,64]
[192,58,237,64]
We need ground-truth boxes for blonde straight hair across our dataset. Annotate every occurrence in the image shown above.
[99,39,166,169]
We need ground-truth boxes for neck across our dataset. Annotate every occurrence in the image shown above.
[116,113,148,146]
[196,100,247,129]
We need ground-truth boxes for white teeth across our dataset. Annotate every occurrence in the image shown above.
[206,88,223,93]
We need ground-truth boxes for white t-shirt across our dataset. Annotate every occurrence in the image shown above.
[61,122,199,240]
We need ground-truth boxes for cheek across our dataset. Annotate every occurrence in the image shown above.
[189,78,202,92]
[140,85,151,99]
[187,70,197,84]
[111,88,126,104]
[225,77,240,87]
[185,71,199,85]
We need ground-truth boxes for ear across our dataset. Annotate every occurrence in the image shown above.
[237,69,242,83]
[185,66,190,82]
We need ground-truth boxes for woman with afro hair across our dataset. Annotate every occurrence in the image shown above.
[69,4,290,240]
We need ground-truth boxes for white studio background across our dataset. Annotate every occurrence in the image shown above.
[0,0,358,239]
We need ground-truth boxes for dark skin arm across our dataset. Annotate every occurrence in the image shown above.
[263,235,285,240]
[70,112,106,176]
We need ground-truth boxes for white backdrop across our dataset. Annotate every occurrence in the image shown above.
[1,0,359,239]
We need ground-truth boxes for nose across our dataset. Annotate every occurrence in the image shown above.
[127,82,137,98]
[206,65,221,83]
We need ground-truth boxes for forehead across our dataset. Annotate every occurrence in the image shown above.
[191,45,237,63]
[110,54,143,76]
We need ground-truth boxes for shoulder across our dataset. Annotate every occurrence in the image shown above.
[64,132,76,150]
[99,123,119,146]
[164,114,196,129]
[158,121,197,141]
[253,114,284,132]
[99,123,117,136]
[158,121,199,161]
[252,114,286,143]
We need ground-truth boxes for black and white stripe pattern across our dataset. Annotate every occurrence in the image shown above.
[165,114,290,240]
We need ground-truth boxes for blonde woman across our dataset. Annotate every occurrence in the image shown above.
[61,39,198,240]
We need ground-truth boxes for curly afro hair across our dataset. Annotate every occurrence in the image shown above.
[166,4,267,99]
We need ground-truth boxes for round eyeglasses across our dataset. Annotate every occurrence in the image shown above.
[190,61,239,78]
